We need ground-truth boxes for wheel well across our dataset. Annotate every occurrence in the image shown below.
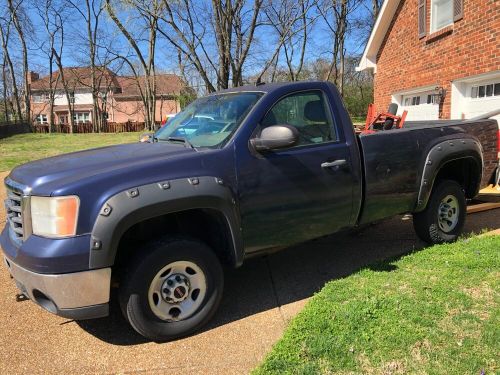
[434,158,481,199]
[112,209,235,281]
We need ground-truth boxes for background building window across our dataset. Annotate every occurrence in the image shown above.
[73,112,90,124]
[33,93,49,103]
[36,114,48,124]
[431,0,453,32]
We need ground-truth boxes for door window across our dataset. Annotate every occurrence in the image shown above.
[262,91,336,146]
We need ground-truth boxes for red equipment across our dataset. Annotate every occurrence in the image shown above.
[364,103,408,131]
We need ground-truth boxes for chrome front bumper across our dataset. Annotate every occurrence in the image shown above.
[4,256,111,319]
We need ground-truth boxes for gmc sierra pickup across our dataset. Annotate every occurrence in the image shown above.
[1,81,498,341]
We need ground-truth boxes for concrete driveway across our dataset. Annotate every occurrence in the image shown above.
[0,170,499,374]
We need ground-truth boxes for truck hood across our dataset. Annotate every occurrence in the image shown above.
[8,142,196,194]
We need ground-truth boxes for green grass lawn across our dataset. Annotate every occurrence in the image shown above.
[254,235,500,375]
[0,132,140,172]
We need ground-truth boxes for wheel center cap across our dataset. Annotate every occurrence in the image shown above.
[174,286,186,299]
[161,274,190,303]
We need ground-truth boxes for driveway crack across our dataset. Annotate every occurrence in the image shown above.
[265,256,286,323]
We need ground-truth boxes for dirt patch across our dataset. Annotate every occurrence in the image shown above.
[410,339,431,364]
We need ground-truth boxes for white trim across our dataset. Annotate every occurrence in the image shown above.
[356,0,401,72]
[392,84,440,96]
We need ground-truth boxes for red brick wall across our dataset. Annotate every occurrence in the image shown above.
[374,0,500,118]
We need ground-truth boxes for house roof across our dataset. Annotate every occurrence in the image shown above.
[31,67,121,91]
[114,74,184,99]
[31,67,185,98]
[356,0,401,72]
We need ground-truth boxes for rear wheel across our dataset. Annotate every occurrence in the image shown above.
[413,180,466,244]
[119,237,224,341]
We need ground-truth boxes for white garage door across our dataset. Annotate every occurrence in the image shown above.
[461,81,500,123]
[398,91,439,121]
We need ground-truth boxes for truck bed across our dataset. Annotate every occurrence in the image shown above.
[357,119,498,225]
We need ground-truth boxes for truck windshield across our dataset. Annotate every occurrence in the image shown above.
[156,92,263,148]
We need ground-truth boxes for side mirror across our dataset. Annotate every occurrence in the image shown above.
[139,132,154,143]
[250,125,299,151]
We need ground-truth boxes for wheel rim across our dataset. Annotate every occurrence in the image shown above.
[148,261,207,322]
[437,194,460,233]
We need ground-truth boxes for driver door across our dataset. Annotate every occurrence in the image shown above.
[236,90,356,252]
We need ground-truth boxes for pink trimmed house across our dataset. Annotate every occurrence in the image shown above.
[28,67,185,126]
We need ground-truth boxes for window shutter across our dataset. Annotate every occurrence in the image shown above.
[418,0,426,38]
[453,0,464,21]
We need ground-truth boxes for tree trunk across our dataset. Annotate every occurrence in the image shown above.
[53,52,75,133]
[0,23,22,122]
[8,0,30,123]
[2,56,9,122]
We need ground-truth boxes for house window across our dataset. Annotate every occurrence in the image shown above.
[36,114,48,124]
[73,112,90,124]
[69,92,75,104]
[33,93,49,103]
[431,0,453,32]
[471,82,500,99]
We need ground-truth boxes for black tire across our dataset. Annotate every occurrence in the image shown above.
[413,180,466,244]
[119,237,224,342]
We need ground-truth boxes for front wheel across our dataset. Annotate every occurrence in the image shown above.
[119,237,224,341]
[413,180,466,244]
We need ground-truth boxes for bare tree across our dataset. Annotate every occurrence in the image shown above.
[2,55,10,121]
[317,0,362,96]
[157,0,263,92]
[105,0,160,130]
[34,0,64,132]
[0,16,22,121]
[68,0,109,132]
[156,0,217,92]
[262,0,317,82]
[48,5,76,133]
[7,0,31,123]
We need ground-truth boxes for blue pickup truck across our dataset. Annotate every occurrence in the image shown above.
[1,81,498,341]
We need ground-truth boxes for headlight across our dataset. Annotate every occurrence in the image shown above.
[31,196,80,238]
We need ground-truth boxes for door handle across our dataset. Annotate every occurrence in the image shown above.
[321,159,347,169]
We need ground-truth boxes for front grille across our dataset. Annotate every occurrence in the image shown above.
[6,187,24,241]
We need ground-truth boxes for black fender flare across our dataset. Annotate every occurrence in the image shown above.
[89,176,243,269]
[414,138,483,212]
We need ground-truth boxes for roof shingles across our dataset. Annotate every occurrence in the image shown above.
[31,67,184,97]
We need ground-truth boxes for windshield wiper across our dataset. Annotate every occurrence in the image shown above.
[166,136,195,149]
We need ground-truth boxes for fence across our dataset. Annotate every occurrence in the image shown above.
[0,122,31,139]
[33,121,159,134]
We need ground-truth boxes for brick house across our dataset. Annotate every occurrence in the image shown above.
[29,67,185,126]
[357,0,500,123]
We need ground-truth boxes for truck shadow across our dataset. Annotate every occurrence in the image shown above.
[76,210,499,345]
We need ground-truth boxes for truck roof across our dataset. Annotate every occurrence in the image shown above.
[213,80,333,95]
